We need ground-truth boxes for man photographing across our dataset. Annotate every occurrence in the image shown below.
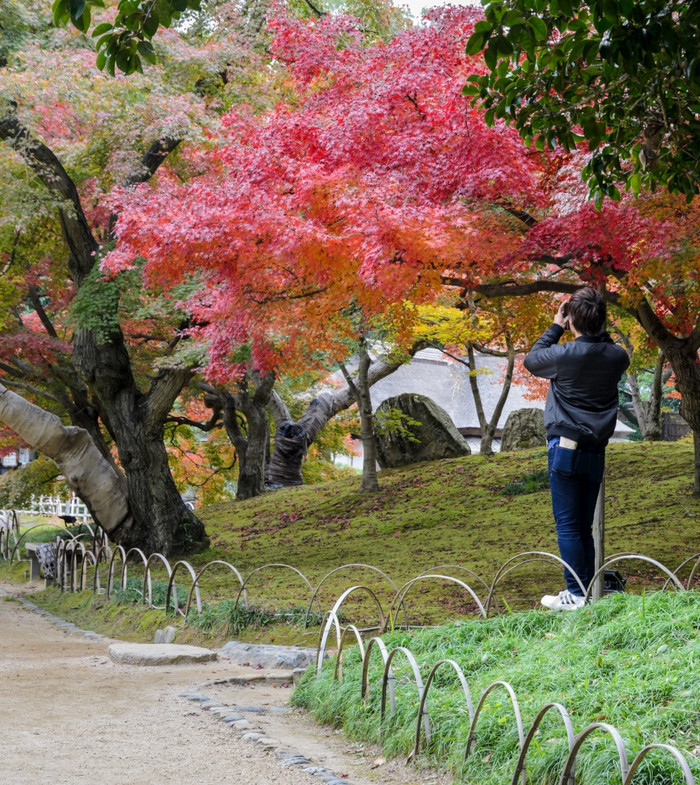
[524,287,630,610]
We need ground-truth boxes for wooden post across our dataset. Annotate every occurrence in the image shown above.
[592,475,605,600]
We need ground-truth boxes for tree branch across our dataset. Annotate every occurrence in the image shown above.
[27,285,58,339]
[0,108,98,285]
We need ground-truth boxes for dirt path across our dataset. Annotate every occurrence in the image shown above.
[0,583,445,785]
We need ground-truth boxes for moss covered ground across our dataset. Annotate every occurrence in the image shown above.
[3,440,697,646]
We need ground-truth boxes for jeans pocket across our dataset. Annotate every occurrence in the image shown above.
[552,445,580,476]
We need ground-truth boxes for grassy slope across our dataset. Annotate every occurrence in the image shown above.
[3,441,698,783]
[6,441,697,646]
[193,441,699,622]
[293,591,700,785]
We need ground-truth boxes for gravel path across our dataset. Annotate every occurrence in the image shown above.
[0,583,446,785]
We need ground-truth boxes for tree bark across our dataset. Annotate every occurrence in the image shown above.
[218,374,274,500]
[265,344,429,488]
[0,107,207,555]
[0,383,131,535]
[341,344,380,492]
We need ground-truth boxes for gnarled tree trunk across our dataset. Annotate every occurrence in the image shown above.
[265,344,428,489]
[218,373,274,501]
[0,383,130,536]
[0,109,208,554]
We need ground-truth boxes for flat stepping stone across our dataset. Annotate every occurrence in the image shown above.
[108,643,217,666]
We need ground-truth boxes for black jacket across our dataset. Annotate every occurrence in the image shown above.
[524,324,630,447]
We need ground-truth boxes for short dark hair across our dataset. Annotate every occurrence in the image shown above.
[568,287,606,335]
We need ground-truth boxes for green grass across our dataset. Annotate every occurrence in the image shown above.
[190,441,699,625]
[2,441,699,642]
[293,591,700,785]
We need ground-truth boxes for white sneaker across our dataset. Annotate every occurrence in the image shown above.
[541,590,586,611]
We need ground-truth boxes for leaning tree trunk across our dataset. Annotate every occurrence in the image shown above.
[0,383,130,535]
[265,343,429,489]
[0,109,208,555]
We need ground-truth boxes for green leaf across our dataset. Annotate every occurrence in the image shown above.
[628,171,642,195]
[73,5,91,32]
[143,11,160,39]
[583,39,600,64]
[503,9,526,26]
[52,0,70,26]
[495,35,512,55]
[466,31,487,56]
[558,0,573,15]
[68,0,86,19]
[484,42,498,71]
[474,20,493,34]
[137,40,157,64]
[528,16,548,41]
[92,22,113,36]
[116,49,131,73]
[95,48,107,70]
[95,33,112,51]
[462,84,480,97]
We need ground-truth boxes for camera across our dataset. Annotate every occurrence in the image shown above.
[562,302,569,318]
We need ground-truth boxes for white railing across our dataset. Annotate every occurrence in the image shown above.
[17,495,92,522]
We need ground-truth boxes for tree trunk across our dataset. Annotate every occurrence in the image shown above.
[342,345,380,492]
[0,108,207,556]
[265,394,334,487]
[265,345,428,488]
[694,430,700,497]
[0,383,130,536]
[464,339,516,456]
[217,373,274,500]
[623,351,668,441]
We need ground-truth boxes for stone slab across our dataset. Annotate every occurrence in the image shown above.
[108,643,217,666]
[218,641,318,670]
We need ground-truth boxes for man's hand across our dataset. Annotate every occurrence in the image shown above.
[554,302,570,330]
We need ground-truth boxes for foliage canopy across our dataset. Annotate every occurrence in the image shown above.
[463,0,700,204]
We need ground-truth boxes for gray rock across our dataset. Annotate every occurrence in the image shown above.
[218,641,318,670]
[242,732,264,742]
[154,625,177,644]
[232,705,266,713]
[221,714,245,723]
[231,719,253,730]
[374,393,470,468]
[280,757,311,767]
[256,737,280,747]
[108,643,217,666]
[500,408,547,452]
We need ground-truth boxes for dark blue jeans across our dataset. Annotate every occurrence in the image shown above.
[548,438,605,596]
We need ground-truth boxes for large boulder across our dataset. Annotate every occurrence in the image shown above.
[374,393,470,468]
[500,408,546,451]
